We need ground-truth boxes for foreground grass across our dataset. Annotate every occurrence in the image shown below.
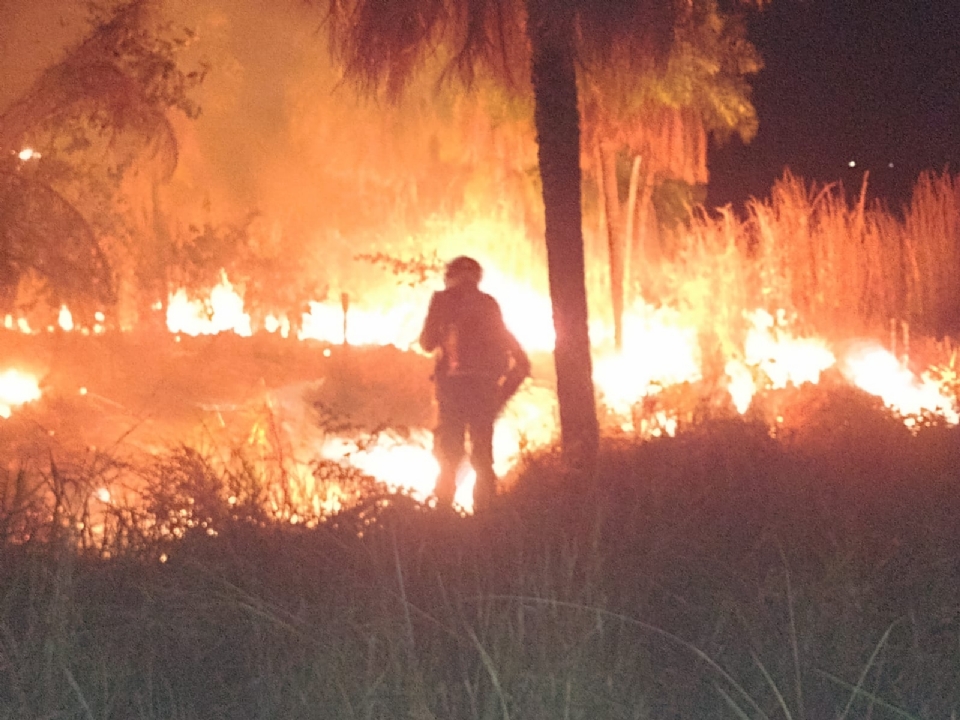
[1,390,959,719]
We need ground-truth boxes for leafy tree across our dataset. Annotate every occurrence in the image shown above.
[0,0,205,326]
[0,168,113,319]
[580,0,762,347]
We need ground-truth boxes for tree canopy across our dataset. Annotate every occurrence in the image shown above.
[0,0,206,322]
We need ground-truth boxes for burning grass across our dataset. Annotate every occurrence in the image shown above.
[1,390,959,719]
[1,169,959,717]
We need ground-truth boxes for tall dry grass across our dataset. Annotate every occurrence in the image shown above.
[651,170,960,341]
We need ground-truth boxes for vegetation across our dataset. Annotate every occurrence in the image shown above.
[319,0,767,471]
[0,0,206,327]
[1,383,958,719]
[636,170,960,348]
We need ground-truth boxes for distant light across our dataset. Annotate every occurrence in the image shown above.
[888,162,894,168]
[17,148,40,161]
[848,160,856,168]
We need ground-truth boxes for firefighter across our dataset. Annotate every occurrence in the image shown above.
[419,256,531,511]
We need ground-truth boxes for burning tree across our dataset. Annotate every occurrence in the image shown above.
[0,0,206,328]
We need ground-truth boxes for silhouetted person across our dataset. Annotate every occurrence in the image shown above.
[419,256,531,511]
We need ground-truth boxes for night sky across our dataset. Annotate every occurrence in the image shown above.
[707,0,960,210]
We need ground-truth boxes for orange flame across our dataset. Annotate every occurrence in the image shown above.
[0,369,41,418]
[3,261,957,518]
[167,272,252,337]
[840,343,959,426]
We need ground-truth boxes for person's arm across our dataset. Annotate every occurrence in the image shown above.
[496,306,531,407]
[488,298,530,378]
[505,329,531,379]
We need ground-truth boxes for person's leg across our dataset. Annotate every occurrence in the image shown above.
[433,382,466,507]
[467,378,500,511]
[469,418,497,511]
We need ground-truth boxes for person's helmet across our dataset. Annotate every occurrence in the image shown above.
[444,256,483,287]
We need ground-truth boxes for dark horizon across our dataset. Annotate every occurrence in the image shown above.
[707,0,960,211]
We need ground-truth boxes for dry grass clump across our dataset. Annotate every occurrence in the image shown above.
[654,169,960,342]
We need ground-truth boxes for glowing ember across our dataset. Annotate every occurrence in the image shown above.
[263,314,291,337]
[840,343,959,426]
[0,369,41,418]
[4,315,32,333]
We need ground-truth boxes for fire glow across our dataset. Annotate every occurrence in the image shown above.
[841,343,959,426]
[2,268,958,518]
[0,369,41,418]
[157,270,960,424]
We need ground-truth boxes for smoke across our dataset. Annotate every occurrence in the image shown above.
[0,0,94,111]
[2,0,544,318]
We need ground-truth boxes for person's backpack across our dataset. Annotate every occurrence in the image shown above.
[438,288,512,378]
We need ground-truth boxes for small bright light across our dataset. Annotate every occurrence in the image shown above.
[323,347,332,358]
[94,311,105,322]
[17,148,40,161]
[888,162,894,168]
[95,487,111,503]
[79,387,88,396]
[57,305,74,331]
[848,160,856,168]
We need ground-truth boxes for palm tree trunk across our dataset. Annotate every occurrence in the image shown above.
[624,154,642,305]
[598,138,624,349]
[528,1,599,471]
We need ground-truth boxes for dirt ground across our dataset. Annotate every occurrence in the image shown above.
[0,330,440,460]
